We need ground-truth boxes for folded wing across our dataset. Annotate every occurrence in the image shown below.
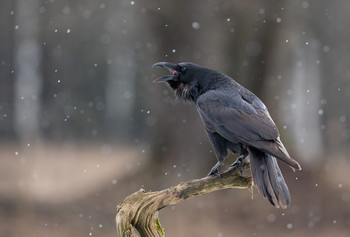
[196,91,301,170]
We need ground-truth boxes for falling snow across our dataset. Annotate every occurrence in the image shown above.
[192,21,200,30]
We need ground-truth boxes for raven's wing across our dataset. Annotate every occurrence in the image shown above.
[196,90,301,170]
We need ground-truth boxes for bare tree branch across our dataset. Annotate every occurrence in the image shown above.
[116,164,253,237]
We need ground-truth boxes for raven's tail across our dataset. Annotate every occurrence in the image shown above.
[248,146,290,209]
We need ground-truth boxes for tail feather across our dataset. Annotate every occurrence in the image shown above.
[254,137,301,171]
[248,146,290,209]
[275,137,301,171]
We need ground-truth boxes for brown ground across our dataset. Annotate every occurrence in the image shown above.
[0,144,349,237]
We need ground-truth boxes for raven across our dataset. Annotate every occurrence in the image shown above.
[153,62,301,208]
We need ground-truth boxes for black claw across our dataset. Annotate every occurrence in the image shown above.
[230,157,245,174]
[231,153,248,168]
[208,169,221,178]
[208,161,222,178]
[230,158,242,167]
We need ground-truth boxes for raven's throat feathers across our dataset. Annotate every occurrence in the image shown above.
[175,83,191,100]
[168,81,198,102]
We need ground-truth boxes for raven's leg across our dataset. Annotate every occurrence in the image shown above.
[205,130,228,178]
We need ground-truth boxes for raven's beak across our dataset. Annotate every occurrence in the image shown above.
[152,62,180,83]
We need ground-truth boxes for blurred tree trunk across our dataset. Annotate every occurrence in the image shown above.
[288,35,322,161]
[105,2,138,141]
[14,0,42,143]
[0,0,16,139]
[279,0,323,162]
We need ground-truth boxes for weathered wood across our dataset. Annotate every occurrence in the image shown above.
[116,164,253,237]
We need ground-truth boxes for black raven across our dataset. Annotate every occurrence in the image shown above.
[153,62,301,208]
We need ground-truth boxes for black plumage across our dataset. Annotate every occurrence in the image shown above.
[153,62,301,208]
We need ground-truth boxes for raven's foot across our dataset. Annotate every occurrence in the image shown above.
[230,157,243,167]
[208,161,222,178]
[230,154,248,174]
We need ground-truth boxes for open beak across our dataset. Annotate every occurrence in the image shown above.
[152,62,180,83]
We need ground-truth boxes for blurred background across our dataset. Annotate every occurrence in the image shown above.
[1,0,350,236]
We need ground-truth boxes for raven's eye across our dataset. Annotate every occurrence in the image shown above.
[181,66,187,72]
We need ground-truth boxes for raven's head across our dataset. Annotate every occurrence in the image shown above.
[153,62,212,102]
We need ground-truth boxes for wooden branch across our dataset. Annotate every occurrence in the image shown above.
[116,164,253,237]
